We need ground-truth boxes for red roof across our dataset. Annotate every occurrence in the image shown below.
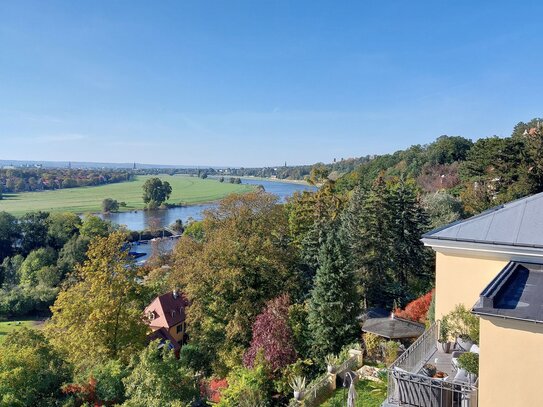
[144,291,188,329]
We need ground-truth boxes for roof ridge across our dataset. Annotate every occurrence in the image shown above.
[423,191,543,248]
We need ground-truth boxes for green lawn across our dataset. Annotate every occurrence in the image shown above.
[320,379,386,407]
[0,319,41,344]
[0,175,255,216]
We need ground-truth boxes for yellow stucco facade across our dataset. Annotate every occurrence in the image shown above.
[434,251,507,319]
[430,247,543,407]
[168,322,186,343]
[478,316,543,406]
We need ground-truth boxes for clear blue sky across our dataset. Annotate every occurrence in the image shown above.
[1,1,542,167]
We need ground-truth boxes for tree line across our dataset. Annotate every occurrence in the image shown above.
[0,168,134,195]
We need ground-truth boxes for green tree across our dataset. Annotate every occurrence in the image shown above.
[19,211,50,255]
[308,223,361,361]
[79,214,113,238]
[122,342,197,407]
[0,328,70,407]
[46,212,81,249]
[0,255,24,287]
[386,178,431,299]
[0,212,19,262]
[102,198,120,213]
[422,191,464,229]
[18,247,58,286]
[427,135,473,165]
[56,234,90,276]
[342,177,431,307]
[341,179,391,306]
[46,232,148,369]
[142,178,172,208]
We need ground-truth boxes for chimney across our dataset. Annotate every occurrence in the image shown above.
[173,290,179,299]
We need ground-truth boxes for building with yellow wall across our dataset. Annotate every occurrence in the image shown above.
[420,192,543,407]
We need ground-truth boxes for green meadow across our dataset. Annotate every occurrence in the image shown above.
[0,319,41,344]
[0,175,254,216]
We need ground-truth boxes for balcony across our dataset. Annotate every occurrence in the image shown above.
[384,321,478,407]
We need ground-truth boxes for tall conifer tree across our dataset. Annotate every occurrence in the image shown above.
[308,223,360,361]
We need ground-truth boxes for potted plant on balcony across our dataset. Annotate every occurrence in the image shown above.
[289,376,306,401]
[325,354,339,373]
[438,317,452,353]
[458,352,479,383]
[446,304,479,350]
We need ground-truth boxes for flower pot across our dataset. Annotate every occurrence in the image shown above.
[457,337,473,351]
[327,365,335,374]
[293,391,303,400]
[440,341,451,353]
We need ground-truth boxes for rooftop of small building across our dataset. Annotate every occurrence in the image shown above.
[362,314,426,339]
[472,261,543,323]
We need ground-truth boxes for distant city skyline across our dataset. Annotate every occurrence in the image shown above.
[1,1,542,167]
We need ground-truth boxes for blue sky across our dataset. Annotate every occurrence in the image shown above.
[1,1,542,167]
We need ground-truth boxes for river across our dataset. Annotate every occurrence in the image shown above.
[101,178,316,231]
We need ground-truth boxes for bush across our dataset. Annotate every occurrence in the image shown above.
[394,291,433,323]
[363,332,383,361]
[216,362,271,407]
[384,341,400,366]
[458,352,479,375]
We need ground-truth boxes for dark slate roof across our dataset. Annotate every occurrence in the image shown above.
[472,261,543,323]
[362,316,426,339]
[423,192,543,248]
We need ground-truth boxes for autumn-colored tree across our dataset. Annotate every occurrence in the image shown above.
[243,294,297,372]
[394,290,433,323]
[46,232,148,369]
[170,192,299,375]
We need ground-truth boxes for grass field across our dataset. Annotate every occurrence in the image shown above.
[0,175,255,216]
[320,379,385,407]
[0,319,41,343]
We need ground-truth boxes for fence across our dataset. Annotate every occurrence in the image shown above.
[386,321,478,407]
[295,349,364,407]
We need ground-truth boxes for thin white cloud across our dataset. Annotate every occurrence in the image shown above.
[33,134,88,143]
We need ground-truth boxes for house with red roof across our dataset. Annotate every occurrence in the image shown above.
[144,290,188,352]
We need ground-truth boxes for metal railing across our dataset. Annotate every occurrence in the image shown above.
[386,321,478,407]
[392,320,439,372]
[302,373,334,407]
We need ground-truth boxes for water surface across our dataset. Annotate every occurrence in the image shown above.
[102,178,315,231]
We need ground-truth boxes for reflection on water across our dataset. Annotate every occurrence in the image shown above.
[102,178,316,231]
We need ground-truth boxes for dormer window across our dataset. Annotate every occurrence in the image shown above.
[147,311,155,321]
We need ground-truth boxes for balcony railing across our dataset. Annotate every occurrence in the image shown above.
[386,321,478,407]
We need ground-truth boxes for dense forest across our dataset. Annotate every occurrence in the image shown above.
[0,117,542,406]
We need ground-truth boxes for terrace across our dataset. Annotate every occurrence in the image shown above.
[384,321,478,407]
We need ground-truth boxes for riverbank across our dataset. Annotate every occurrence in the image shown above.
[0,175,254,216]
[236,176,312,186]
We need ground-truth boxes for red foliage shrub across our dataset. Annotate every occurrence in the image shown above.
[243,294,297,372]
[62,377,98,406]
[395,290,433,323]
[202,378,228,403]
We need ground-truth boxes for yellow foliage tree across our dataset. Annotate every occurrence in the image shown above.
[45,232,148,369]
